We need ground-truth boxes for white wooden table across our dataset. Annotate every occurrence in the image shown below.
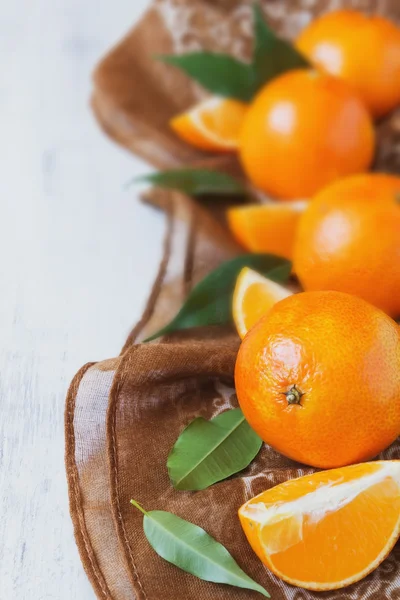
[0,1,159,597]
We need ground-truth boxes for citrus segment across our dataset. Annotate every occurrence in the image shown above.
[170,97,248,152]
[232,267,292,339]
[239,461,400,590]
[227,201,307,259]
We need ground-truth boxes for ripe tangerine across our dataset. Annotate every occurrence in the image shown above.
[297,9,400,118]
[235,290,400,468]
[294,173,400,318]
[239,69,375,200]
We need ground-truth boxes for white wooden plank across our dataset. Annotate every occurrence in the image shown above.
[0,1,159,598]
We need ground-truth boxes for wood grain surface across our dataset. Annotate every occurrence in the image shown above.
[0,1,159,598]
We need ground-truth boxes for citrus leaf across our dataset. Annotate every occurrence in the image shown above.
[130,168,246,196]
[130,501,270,598]
[252,4,309,92]
[157,5,309,102]
[168,408,262,491]
[158,53,255,102]
[144,254,291,341]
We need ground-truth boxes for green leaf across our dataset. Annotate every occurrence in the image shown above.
[252,4,309,92]
[131,501,270,597]
[130,168,246,196]
[168,408,262,491]
[144,254,291,341]
[158,53,255,102]
[158,5,309,102]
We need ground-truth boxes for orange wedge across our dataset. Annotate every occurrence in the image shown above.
[239,461,400,591]
[170,97,248,153]
[227,201,307,260]
[233,267,292,339]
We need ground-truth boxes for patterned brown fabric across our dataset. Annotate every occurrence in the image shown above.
[66,1,400,599]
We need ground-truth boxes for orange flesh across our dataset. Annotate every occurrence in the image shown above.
[241,283,279,333]
[239,461,400,590]
[200,100,246,142]
[170,98,248,152]
[232,268,292,339]
[239,282,289,336]
[227,202,307,260]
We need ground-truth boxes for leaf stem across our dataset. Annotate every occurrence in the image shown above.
[130,499,149,515]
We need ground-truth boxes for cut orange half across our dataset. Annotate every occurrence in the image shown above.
[233,267,292,339]
[239,461,400,591]
[170,97,248,153]
[227,201,307,260]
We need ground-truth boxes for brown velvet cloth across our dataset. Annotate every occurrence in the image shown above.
[66,1,400,599]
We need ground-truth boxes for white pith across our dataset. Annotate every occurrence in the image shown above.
[240,461,400,590]
[241,461,400,539]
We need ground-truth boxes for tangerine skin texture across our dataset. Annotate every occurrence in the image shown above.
[294,173,400,318]
[235,291,400,469]
[296,10,400,119]
[239,69,375,200]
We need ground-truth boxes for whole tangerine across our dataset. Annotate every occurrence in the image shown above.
[239,69,375,200]
[296,10,400,119]
[294,173,400,318]
[235,290,400,469]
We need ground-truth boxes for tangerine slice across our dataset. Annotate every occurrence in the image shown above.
[239,461,400,591]
[170,97,248,152]
[233,267,292,339]
[227,201,307,260]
